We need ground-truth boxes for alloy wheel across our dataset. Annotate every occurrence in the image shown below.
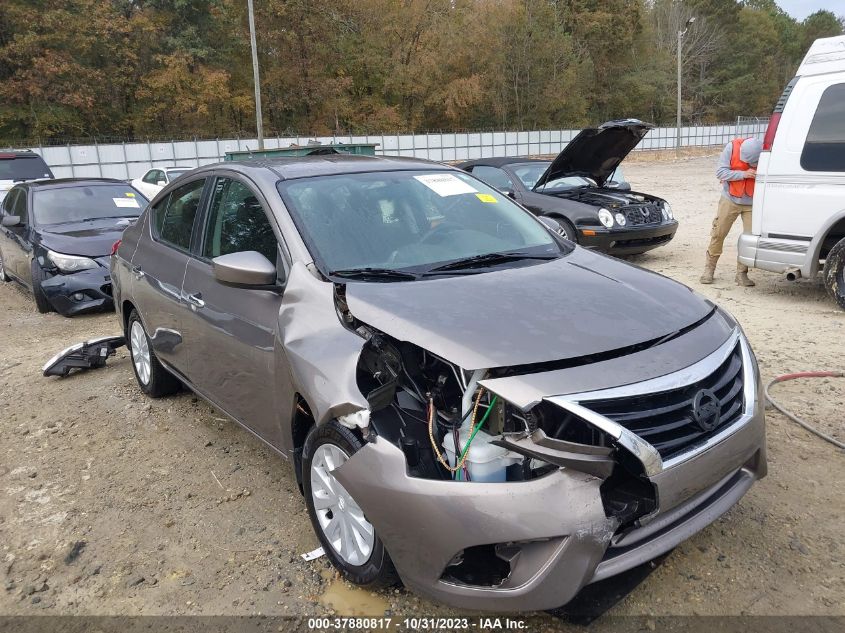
[310,443,374,566]
[130,320,152,385]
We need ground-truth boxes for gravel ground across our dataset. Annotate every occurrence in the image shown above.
[0,153,843,627]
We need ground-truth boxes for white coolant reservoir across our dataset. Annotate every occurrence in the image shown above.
[442,428,522,482]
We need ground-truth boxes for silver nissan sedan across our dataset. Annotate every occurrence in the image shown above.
[111,155,766,612]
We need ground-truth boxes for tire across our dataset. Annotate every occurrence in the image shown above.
[549,216,578,243]
[302,420,398,588]
[126,309,181,397]
[30,259,53,314]
[822,237,845,310]
[0,249,9,282]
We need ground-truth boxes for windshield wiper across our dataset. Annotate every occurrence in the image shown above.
[328,267,418,281]
[424,251,558,274]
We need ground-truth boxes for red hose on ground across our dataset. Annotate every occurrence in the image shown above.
[765,371,845,450]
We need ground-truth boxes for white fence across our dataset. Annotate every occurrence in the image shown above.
[18,120,768,180]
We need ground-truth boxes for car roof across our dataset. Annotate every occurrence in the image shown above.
[20,178,132,190]
[198,154,453,180]
[457,157,551,169]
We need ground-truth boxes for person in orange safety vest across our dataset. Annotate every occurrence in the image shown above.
[701,137,762,286]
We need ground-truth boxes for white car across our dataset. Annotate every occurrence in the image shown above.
[130,166,193,200]
[738,35,845,309]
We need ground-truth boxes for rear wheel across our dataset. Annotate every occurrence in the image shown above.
[127,309,181,397]
[303,421,398,587]
[30,259,53,313]
[822,237,845,310]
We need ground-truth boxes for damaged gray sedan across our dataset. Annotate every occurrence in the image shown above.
[111,156,766,612]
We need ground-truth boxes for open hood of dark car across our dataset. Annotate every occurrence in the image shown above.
[344,248,713,370]
[534,119,654,190]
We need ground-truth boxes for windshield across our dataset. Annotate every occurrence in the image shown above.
[511,163,592,191]
[278,170,562,276]
[34,184,148,225]
[0,156,52,181]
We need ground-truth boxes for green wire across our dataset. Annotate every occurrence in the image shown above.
[455,395,498,481]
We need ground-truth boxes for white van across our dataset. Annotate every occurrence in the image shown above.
[738,35,845,309]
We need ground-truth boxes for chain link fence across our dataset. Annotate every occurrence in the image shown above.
[5,121,768,180]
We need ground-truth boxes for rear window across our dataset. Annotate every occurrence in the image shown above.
[0,154,53,181]
[34,184,147,225]
[801,83,845,172]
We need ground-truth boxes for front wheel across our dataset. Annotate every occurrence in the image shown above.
[549,216,578,243]
[30,259,53,313]
[822,237,845,310]
[302,421,398,587]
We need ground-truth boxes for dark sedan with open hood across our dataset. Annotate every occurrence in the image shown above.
[459,119,678,256]
[112,155,764,612]
[0,178,148,316]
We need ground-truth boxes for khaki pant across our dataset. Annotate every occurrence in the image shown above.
[707,196,752,257]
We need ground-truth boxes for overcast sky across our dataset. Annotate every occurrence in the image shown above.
[777,0,845,21]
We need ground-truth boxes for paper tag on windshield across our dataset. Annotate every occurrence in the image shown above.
[414,173,477,197]
[113,197,140,208]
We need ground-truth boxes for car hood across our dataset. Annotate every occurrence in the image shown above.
[534,119,653,189]
[37,218,134,257]
[344,247,713,370]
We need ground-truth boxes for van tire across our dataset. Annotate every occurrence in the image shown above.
[823,237,845,310]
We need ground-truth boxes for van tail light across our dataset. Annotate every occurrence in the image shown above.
[110,239,122,256]
[762,112,781,151]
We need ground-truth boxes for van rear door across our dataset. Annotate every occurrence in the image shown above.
[756,75,845,246]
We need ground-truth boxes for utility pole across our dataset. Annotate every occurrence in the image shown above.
[247,0,264,150]
[676,16,695,158]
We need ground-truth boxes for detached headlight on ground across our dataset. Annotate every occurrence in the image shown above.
[45,250,99,273]
[662,202,673,221]
[598,208,614,228]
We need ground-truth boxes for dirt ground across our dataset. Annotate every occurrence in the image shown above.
[1,154,843,627]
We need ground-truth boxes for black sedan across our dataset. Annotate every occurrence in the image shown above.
[0,178,148,316]
[458,119,678,256]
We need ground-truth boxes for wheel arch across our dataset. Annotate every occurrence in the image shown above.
[803,208,845,277]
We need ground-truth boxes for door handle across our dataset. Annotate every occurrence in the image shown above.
[186,292,205,309]
[131,265,145,279]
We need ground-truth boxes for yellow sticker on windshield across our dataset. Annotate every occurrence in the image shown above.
[125,192,136,197]
[476,193,497,203]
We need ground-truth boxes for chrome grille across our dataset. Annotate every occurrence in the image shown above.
[585,343,744,460]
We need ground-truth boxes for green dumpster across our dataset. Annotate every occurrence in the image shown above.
[224,142,378,161]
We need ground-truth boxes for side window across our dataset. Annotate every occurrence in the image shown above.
[142,170,157,184]
[801,83,845,172]
[203,178,278,263]
[471,166,515,192]
[157,179,205,251]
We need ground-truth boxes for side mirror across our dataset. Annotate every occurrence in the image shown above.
[156,180,166,187]
[607,180,631,191]
[212,251,279,289]
[1,215,21,227]
[500,188,516,199]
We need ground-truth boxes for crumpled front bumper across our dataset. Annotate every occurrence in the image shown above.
[333,344,766,612]
[40,267,114,317]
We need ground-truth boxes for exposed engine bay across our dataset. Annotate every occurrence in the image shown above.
[337,284,658,546]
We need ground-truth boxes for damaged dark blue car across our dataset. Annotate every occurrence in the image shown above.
[0,178,148,316]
